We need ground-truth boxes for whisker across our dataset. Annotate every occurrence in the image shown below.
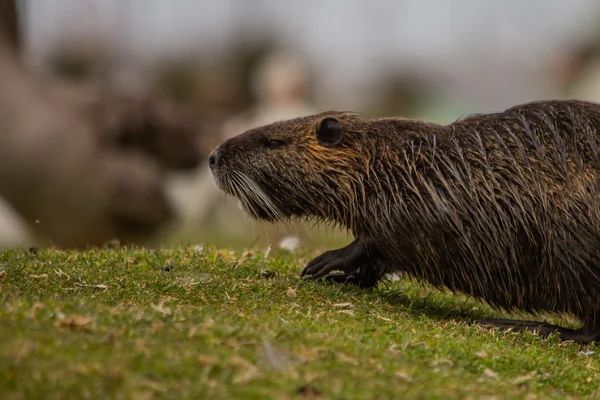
[236,171,286,222]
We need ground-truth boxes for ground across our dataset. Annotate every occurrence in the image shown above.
[0,245,599,399]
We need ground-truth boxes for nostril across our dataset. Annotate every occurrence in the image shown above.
[208,153,216,169]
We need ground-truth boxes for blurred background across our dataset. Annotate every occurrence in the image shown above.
[2,0,600,251]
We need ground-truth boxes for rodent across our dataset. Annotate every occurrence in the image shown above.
[209,99,600,343]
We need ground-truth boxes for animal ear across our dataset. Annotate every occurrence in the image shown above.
[316,117,343,147]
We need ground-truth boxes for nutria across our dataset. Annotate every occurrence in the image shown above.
[209,99,600,343]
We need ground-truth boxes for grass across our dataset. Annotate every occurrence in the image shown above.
[1,245,599,399]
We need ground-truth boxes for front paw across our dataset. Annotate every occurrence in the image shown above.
[301,248,353,280]
[301,237,379,288]
[323,270,361,285]
[304,267,377,289]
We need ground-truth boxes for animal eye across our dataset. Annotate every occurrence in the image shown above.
[266,139,285,149]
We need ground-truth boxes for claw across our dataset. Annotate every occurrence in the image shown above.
[325,271,360,285]
[302,241,363,278]
[301,237,379,288]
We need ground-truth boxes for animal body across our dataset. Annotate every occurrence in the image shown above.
[209,99,600,343]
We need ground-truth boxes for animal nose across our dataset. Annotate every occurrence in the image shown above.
[208,149,218,170]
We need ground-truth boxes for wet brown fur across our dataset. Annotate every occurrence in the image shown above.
[210,99,600,342]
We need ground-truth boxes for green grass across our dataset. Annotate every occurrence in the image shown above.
[1,245,599,399]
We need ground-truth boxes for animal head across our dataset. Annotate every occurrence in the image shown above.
[209,111,374,229]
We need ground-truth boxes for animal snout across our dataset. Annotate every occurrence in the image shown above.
[208,149,219,170]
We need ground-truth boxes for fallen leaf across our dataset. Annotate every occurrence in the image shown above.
[92,284,108,289]
[151,299,172,316]
[482,368,498,380]
[74,283,108,290]
[513,371,537,385]
[431,358,454,367]
[242,250,255,259]
[287,287,297,298]
[332,302,353,308]
[338,352,359,366]
[585,362,600,372]
[54,269,70,279]
[56,314,93,330]
[230,356,260,384]
[29,274,48,279]
[387,344,400,354]
[395,370,413,382]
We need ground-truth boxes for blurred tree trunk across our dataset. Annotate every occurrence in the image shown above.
[0,0,21,53]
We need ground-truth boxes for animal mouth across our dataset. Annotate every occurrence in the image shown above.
[210,169,228,195]
[216,170,286,222]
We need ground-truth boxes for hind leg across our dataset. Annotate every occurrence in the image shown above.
[475,318,600,343]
